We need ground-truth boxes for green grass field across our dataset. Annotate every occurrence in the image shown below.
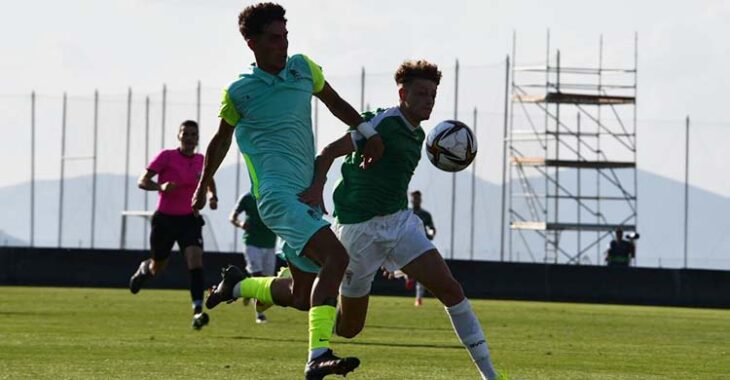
[0,287,728,379]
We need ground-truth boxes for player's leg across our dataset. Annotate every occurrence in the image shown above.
[401,250,498,380]
[242,245,267,322]
[254,247,278,322]
[415,282,425,306]
[335,295,369,338]
[334,220,383,339]
[390,211,498,380]
[184,245,209,329]
[129,212,173,294]
[180,213,208,329]
[207,247,315,311]
[300,227,360,378]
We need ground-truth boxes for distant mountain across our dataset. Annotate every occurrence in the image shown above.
[0,230,26,246]
[1,163,728,270]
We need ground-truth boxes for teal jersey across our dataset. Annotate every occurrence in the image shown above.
[219,54,326,200]
[334,107,425,224]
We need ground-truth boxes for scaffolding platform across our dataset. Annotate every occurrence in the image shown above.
[513,92,635,105]
[511,221,636,232]
[503,33,639,264]
[512,157,636,169]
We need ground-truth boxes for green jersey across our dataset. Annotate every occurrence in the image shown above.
[235,193,277,248]
[334,107,424,224]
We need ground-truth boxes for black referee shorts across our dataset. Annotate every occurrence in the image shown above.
[149,211,204,261]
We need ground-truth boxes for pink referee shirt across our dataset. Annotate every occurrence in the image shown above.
[147,149,204,215]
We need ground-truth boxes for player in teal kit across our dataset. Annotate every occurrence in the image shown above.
[191,3,383,379]
[299,60,502,380]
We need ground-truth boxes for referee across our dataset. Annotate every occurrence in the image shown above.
[129,120,218,330]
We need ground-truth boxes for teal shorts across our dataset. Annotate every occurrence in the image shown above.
[277,243,321,274]
[258,192,326,274]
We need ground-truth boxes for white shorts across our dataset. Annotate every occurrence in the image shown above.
[243,245,276,275]
[336,209,435,298]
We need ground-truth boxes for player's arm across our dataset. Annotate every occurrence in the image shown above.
[207,178,218,210]
[229,210,245,229]
[315,81,384,168]
[138,169,176,193]
[229,196,248,229]
[298,133,356,213]
[427,224,437,239]
[192,119,235,210]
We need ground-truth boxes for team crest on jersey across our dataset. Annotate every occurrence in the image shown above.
[344,269,353,285]
[289,68,302,80]
[306,207,318,220]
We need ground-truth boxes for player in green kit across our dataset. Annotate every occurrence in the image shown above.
[230,192,278,324]
[298,60,502,380]
[191,3,383,379]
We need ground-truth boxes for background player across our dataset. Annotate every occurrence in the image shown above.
[230,192,278,323]
[409,190,436,306]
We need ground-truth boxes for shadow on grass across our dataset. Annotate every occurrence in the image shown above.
[231,335,463,350]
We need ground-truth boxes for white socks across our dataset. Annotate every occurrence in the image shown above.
[445,298,498,380]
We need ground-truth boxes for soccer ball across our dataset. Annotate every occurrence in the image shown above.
[425,120,477,172]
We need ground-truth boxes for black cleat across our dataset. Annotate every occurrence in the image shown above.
[129,259,152,294]
[192,312,210,330]
[304,349,360,380]
[205,265,246,310]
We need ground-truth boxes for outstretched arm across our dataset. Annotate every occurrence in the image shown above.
[298,133,356,213]
[315,81,383,168]
[192,119,234,210]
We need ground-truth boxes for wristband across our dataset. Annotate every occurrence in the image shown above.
[356,121,378,139]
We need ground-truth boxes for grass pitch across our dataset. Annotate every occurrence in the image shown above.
[0,287,728,379]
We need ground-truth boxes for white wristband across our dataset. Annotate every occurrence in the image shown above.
[356,121,378,139]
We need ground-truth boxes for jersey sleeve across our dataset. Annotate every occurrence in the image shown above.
[219,88,242,126]
[301,54,326,94]
[349,130,367,151]
[147,150,168,174]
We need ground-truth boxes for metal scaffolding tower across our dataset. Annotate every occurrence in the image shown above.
[505,33,638,264]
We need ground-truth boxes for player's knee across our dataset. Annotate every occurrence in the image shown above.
[441,278,465,306]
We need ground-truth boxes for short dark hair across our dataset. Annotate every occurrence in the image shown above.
[180,120,199,130]
[411,190,422,197]
[238,3,287,40]
[395,60,442,86]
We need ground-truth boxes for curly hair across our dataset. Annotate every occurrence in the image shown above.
[238,3,287,39]
[394,60,442,86]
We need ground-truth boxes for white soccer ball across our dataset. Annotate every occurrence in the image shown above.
[425,120,478,172]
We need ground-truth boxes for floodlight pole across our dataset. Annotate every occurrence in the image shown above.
[30,91,36,247]
[121,88,132,249]
[58,93,67,248]
[91,90,99,248]
[143,96,150,250]
[683,115,690,268]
